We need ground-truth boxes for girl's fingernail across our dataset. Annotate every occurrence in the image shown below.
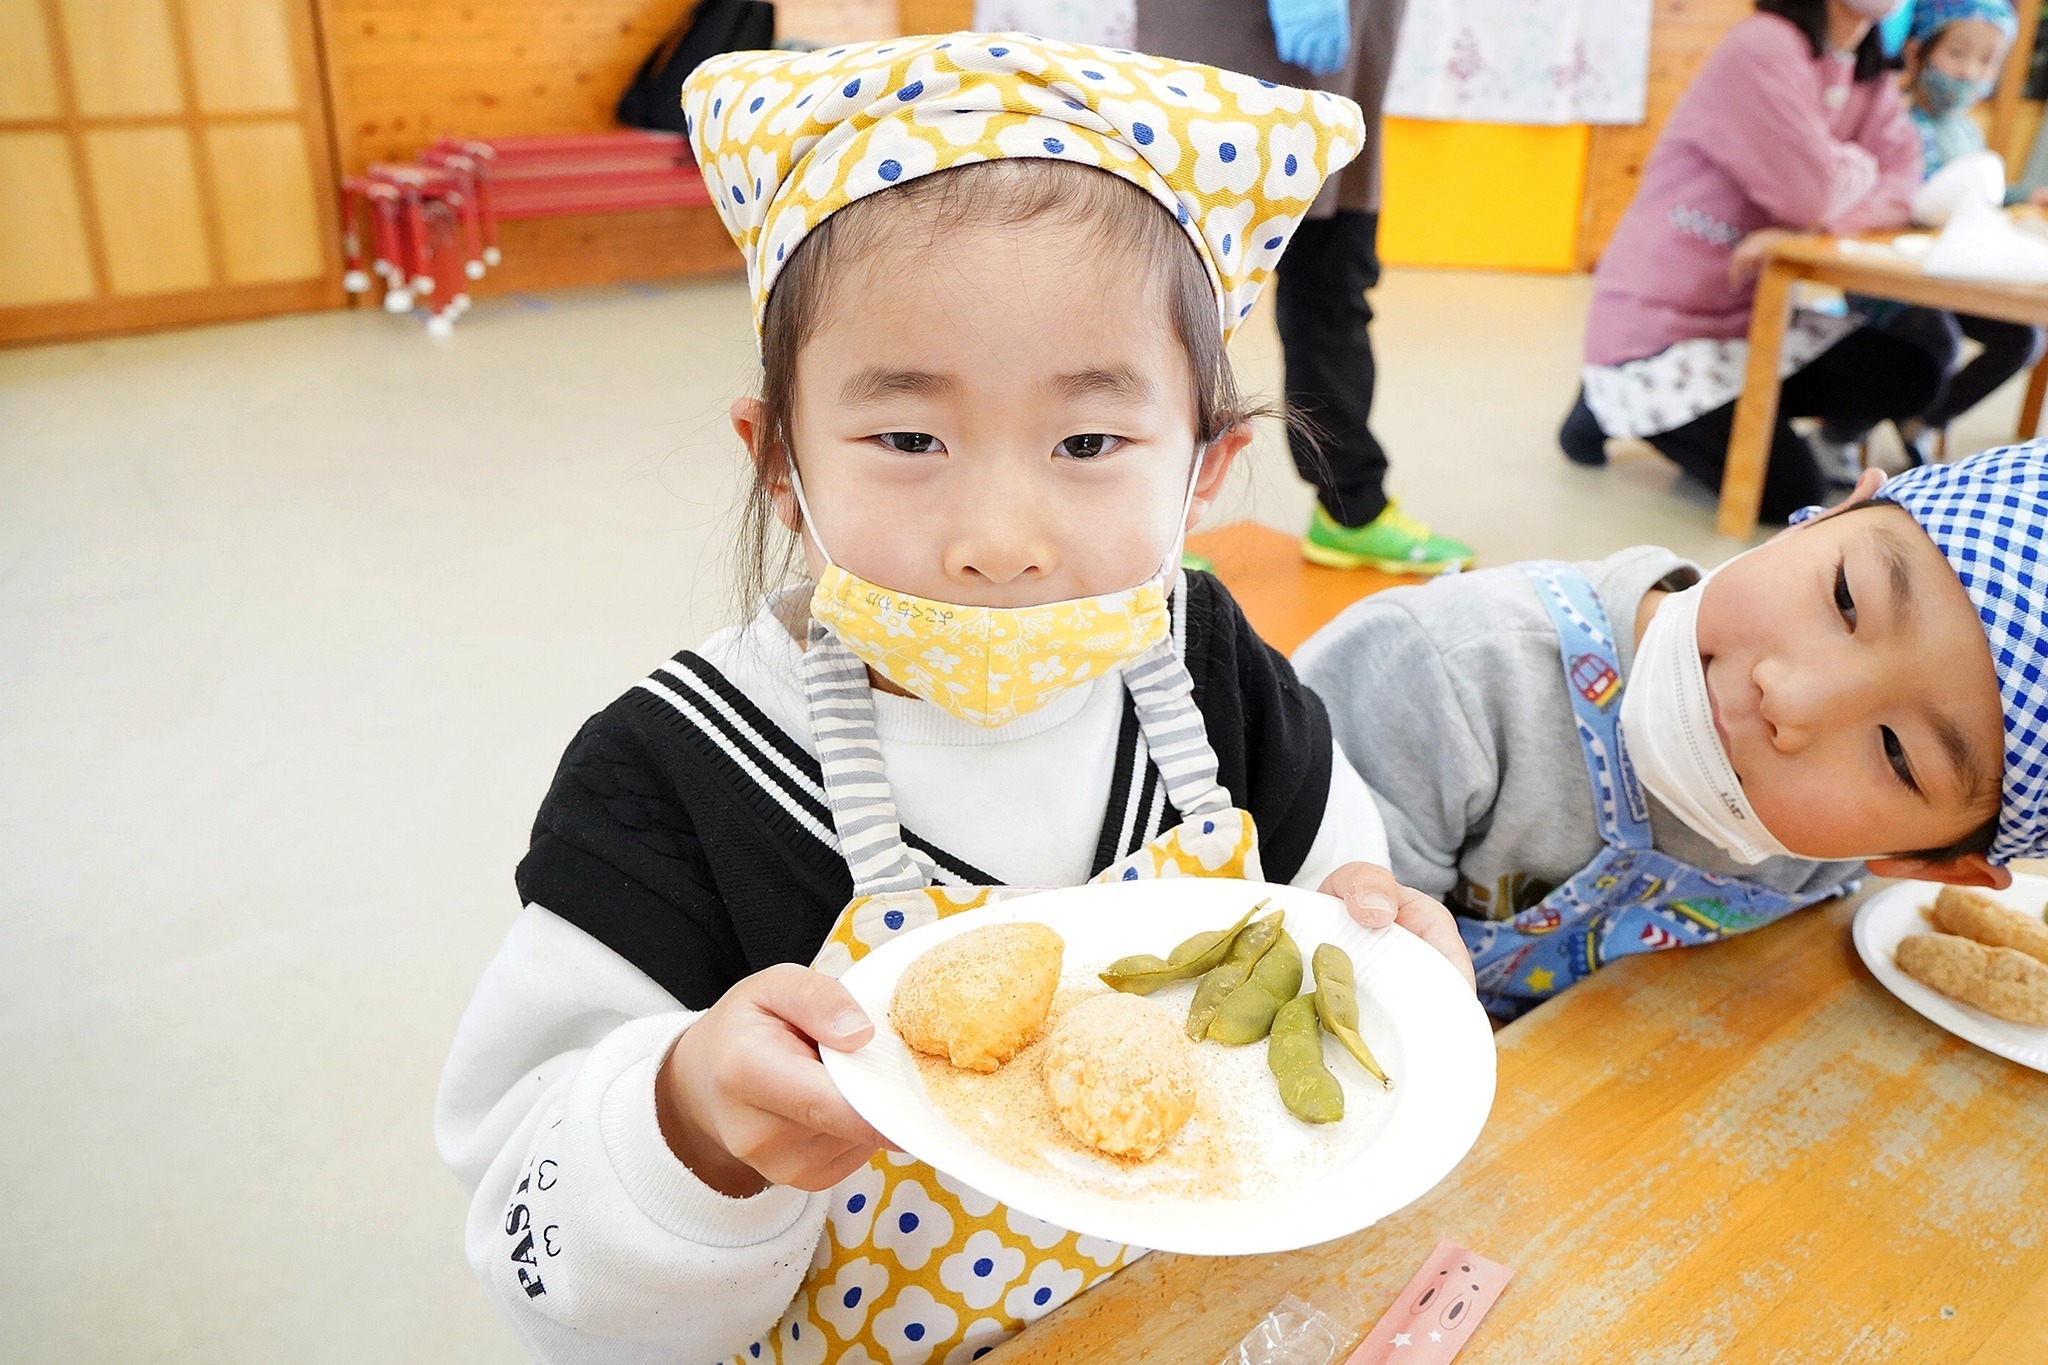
[833,1010,870,1039]
[1353,892,1397,917]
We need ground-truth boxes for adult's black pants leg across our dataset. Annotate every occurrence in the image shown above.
[1646,327,1941,523]
[1931,314,2048,428]
[1274,210,1389,527]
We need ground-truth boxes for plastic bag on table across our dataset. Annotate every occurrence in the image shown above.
[1220,1294,1342,1365]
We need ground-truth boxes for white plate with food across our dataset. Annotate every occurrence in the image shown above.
[1851,873,2048,1073]
[819,878,1496,1256]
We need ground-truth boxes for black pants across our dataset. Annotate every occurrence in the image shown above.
[1885,307,2045,429]
[1275,210,1389,527]
[1823,308,2045,441]
[1646,327,1942,523]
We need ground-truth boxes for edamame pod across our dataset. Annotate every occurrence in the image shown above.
[1185,910,1285,1040]
[1168,928,1230,967]
[1311,943,1393,1090]
[1099,902,1264,995]
[1206,929,1304,1044]
[1268,993,1343,1123]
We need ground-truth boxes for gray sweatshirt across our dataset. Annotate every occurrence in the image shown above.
[1294,547,1861,921]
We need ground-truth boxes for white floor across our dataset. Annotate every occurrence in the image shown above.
[0,270,2027,1362]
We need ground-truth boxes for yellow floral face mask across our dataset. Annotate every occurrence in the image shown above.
[788,461,1199,728]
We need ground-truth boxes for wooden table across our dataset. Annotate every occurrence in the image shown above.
[1718,232,2048,539]
[987,887,2048,1364]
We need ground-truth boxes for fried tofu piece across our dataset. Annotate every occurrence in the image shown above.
[1042,993,1199,1160]
[1927,886,2048,967]
[891,922,1063,1072]
[1895,932,2048,1027]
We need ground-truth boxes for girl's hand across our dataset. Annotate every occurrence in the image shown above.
[1319,861,1477,990]
[1728,228,1795,286]
[656,963,891,1198]
[2028,188,2048,209]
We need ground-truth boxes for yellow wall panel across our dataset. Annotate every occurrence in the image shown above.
[85,127,212,294]
[186,0,298,112]
[0,0,63,119]
[60,0,184,115]
[1378,118,1590,274]
[206,121,321,282]
[0,132,96,305]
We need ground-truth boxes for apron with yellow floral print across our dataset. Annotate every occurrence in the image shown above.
[722,624,1263,1365]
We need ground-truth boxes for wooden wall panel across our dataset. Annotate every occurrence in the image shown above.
[185,0,299,111]
[0,0,62,117]
[85,126,214,293]
[3,0,343,343]
[1989,0,2040,166]
[1576,0,1750,269]
[0,131,96,304]
[208,120,324,281]
[317,0,684,175]
[464,203,742,295]
[58,0,184,115]
[322,0,918,177]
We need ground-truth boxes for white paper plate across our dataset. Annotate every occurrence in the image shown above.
[819,878,1496,1256]
[1851,872,2048,1073]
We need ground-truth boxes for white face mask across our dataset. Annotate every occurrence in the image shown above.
[1841,0,1902,21]
[1621,575,1796,865]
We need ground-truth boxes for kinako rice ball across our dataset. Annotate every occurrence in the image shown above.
[891,921,1064,1072]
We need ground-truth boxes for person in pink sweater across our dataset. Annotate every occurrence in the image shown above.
[1558,0,1941,522]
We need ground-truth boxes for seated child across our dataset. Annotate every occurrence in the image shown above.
[1825,0,2048,468]
[434,34,1472,1365]
[1298,444,2048,1019]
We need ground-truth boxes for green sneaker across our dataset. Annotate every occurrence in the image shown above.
[1180,551,1216,575]
[1301,501,1474,575]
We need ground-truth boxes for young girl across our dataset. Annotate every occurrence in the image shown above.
[434,34,1472,1365]
[1558,0,1941,520]
[1826,0,2046,464]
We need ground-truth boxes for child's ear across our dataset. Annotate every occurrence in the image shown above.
[730,397,801,533]
[1186,423,1253,532]
[1864,853,2015,891]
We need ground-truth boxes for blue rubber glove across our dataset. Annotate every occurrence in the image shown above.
[1268,0,1351,76]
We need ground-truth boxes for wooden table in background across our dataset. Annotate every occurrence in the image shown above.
[988,530,2048,1362]
[1719,233,2048,539]
[987,890,2048,1364]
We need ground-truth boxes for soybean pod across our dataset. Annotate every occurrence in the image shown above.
[1207,929,1304,1044]
[1099,902,1264,995]
[1311,943,1393,1090]
[1185,909,1285,1040]
[1268,993,1343,1123]
[1169,928,1230,967]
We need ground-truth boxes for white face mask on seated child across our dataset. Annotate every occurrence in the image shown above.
[1622,572,1798,866]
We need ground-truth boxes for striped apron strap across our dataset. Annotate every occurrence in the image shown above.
[801,622,929,897]
[1122,635,1231,819]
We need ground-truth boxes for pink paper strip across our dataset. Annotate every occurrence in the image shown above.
[1344,1240,1515,1365]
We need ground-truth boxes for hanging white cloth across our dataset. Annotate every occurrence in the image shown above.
[970,0,1136,48]
[1383,0,1653,125]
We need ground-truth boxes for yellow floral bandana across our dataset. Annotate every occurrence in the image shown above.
[680,32,1366,341]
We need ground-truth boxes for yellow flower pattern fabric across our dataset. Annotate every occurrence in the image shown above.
[810,564,1171,730]
[726,809,1261,1364]
[681,32,1367,342]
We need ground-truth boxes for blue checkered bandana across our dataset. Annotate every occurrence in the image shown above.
[1911,0,2018,47]
[1875,443,2048,864]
